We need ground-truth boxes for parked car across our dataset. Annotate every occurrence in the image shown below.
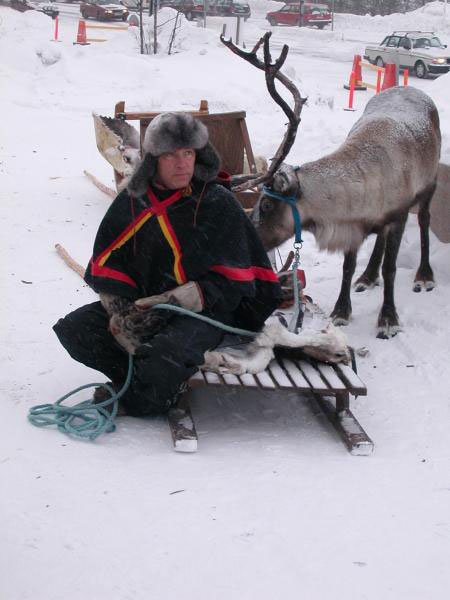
[266,2,331,29]
[160,0,250,21]
[119,0,151,10]
[80,0,129,20]
[159,0,197,19]
[212,0,251,19]
[10,0,59,18]
[364,31,450,79]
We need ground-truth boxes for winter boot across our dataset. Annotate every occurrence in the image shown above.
[93,382,128,417]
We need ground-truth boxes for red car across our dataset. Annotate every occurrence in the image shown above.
[266,2,332,29]
[80,0,129,21]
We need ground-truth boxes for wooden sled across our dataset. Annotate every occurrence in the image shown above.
[168,354,373,456]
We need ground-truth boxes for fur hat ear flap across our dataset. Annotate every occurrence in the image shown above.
[127,153,157,197]
[194,142,221,183]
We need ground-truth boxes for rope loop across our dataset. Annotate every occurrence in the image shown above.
[28,355,133,440]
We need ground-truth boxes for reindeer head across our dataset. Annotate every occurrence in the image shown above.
[93,112,141,178]
[251,163,303,250]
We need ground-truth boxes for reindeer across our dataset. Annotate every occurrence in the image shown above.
[223,32,441,339]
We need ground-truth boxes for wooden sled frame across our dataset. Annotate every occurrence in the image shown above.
[114,99,260,208]
[169,354,374,456]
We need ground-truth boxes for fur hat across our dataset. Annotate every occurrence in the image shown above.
[127,112,221,196]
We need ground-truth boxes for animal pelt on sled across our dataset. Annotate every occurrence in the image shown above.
[202,305,351,375]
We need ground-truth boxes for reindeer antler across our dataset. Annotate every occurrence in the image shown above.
[220,32,306,192]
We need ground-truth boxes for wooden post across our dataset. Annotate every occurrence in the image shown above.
[335,391,349,414]
[55,244,85,278]
[153,0,157,54]
[236,16,241,46]
[139,1,144,54]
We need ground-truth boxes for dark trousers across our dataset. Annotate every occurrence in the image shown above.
[53,301,226,416]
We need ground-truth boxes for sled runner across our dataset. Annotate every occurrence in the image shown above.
[167,395,198,453]
[168,351,373,456]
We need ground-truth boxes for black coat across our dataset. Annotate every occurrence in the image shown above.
[84,178,282,331]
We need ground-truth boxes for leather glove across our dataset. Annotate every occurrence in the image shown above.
[99,292,179,354]
[134,281,204,313]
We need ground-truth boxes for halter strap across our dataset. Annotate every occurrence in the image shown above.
[262,187,303,245]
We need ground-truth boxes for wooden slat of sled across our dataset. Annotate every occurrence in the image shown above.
[193,358,366,395]
[178,354,373,456]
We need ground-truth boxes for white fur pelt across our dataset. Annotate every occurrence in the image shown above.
[202,304,351,375]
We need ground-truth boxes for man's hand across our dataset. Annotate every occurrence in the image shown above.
[134,281,204,313]
[99,292,178,354]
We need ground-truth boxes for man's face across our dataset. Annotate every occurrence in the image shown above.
[155,148,196,190]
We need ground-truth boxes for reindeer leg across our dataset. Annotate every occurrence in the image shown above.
[413,188,435,293]
[354,230,386,292]
[377,214,407,339]
[330,250,357,326]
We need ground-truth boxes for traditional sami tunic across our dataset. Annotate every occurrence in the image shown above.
[84,177,282,331]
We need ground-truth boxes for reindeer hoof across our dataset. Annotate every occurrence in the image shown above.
[413,280,435,293]
[354,282,369,293]
[376,323,402,339]
[354,277,380,293]
[331,315,350,327]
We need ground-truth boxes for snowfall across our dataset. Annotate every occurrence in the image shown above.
[1,1,450,598]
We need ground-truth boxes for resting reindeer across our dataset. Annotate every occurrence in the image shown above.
[223,33,441,339]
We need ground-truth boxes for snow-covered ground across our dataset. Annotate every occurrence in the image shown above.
[1,2,450,599]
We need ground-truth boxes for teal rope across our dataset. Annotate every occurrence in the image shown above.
[28,354,133,440]
[152,303,259,337]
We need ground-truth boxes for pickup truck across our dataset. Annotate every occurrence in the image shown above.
[364,31,450,79]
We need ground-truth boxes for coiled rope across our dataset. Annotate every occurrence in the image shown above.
[27,306,265,440]
[28,354,134,440]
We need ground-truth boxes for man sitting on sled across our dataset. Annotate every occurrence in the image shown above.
[54,112,283,417]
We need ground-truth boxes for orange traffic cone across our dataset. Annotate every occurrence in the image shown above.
[73,20,90,46]
[344,55,366,91]
[381,63,397,91]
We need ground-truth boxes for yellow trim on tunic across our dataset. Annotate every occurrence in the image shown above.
[157,214,185,285]
[98,211,154,267]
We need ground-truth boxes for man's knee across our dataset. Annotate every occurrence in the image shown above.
[54,302,108,341]
[53,302,127,379]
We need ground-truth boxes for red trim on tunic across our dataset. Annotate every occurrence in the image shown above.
[89,259,138,288]
[210,265,279,283]
[146,188,183,214]
[147,187,187,284]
